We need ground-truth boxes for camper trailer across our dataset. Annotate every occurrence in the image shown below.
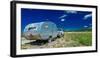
[23,21,64,42]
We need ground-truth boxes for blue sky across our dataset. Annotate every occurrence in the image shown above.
[21,8,92,32]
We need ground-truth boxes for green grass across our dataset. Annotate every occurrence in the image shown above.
[64,32,92,46]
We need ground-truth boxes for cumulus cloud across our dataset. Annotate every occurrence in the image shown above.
[84,14,92,20]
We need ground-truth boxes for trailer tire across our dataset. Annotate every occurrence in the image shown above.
[48,36,52,43]
[57,35,61,38]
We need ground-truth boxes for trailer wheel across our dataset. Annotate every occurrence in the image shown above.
[57,34,61,38]
[48,36,52,43]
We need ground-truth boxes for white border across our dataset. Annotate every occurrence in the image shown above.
[16,4,96,55]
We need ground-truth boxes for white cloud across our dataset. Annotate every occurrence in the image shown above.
[59,14,67,18]
[84,25,88,28]
[65,10,77,14]
[61,19,65,22]
[84,14,92,20]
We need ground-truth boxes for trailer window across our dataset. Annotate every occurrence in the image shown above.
[28,27,36,30]
[44,25,48,29]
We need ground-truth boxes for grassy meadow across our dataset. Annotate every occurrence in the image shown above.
[21,31,92,49]
[64,32,92,46]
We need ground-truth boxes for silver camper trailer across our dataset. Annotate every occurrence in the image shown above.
[23,21,64,42]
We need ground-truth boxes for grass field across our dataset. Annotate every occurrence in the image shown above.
[64,32,92,46]
[21,32,92,49]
